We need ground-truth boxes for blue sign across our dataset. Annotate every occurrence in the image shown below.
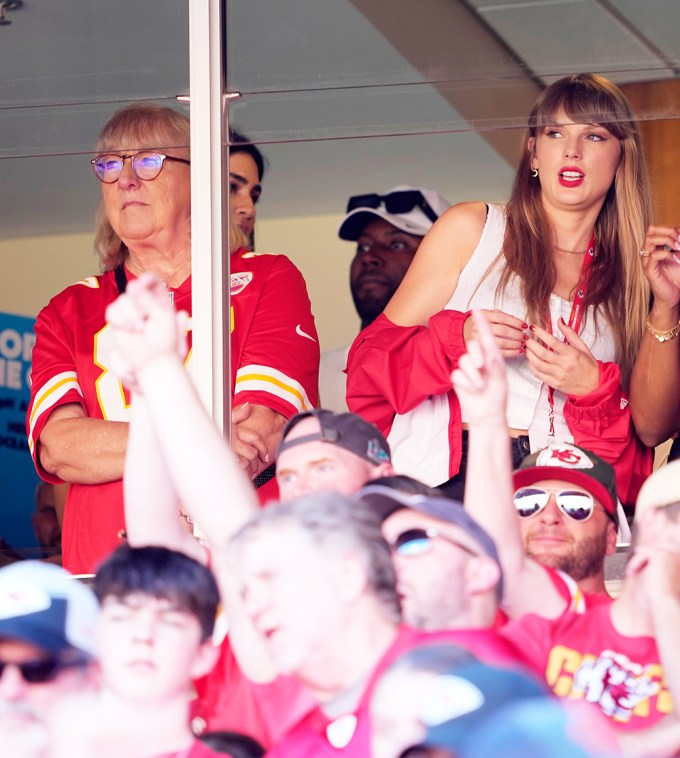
[0,312,41,554]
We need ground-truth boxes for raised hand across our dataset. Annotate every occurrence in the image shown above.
[105,273,190,388]
[452,309,508,427]
[524,320,599,397]
[639,225,680,311]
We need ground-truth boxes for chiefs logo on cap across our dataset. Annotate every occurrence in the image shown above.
[536,442,593,470]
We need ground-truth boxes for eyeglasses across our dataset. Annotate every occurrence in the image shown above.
[90,151,191,183]
[389,527,479,558]
[513,487,595,522]
[0,657,88,684]
[346,190,440,224]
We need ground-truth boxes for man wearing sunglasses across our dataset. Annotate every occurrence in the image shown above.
[359,483,505,634]
[0,561,98,755]
[454,310,630,623]
[320,186,449,412]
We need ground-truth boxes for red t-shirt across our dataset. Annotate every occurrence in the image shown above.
[191,635,316,749]
[265,625,532,757]
[501,602,673,731]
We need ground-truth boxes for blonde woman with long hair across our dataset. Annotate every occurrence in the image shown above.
[347,74,652,510]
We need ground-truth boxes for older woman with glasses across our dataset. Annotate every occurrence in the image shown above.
[27,103,318,574]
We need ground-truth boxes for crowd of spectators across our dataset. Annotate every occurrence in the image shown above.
[6,72,680,756]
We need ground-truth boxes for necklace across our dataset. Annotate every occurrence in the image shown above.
[130,256,191,286]
[552,242,590,255]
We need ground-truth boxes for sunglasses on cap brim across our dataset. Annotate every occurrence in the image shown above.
[346,190,439,224]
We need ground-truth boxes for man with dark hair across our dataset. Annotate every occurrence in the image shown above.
[0,561,98,756]
[320,186,449,412]
[51,546,223,758]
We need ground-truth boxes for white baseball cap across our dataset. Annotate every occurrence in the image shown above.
[338,185,450,241]
[0,561,98,657]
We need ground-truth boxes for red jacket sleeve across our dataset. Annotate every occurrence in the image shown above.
[346,310,470,436]
[564,361,653,508]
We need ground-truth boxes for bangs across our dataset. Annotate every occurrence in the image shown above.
[529,74,634,140]
[96,103,190,155]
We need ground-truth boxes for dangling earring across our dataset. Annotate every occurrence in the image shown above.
[530,167,539,178]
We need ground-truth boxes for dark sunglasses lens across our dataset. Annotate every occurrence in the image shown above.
[0,659,61,683]
[346,193,380,213]
[394,529,431,556]
[133,152,164,180]
[513,488,549,518]
[383,190,421,214]
[93,156,122,182]
[557,491,594,521]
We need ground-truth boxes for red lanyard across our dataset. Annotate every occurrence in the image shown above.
[547,234,596,437]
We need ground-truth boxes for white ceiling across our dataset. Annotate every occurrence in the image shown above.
[0,0,678,239]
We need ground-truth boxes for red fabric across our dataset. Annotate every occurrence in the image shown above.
[265,625,533,757]
[346,310,470,479]
[27,253,319,574]
[230,250,319,416]
[191,636,315,750]
[26,269,192,574]
[501,604,672,731]
[565,361,652,508]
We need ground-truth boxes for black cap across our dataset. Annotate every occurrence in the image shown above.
[278,409,391,465]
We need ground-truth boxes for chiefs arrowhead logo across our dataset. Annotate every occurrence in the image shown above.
[230,272,253,295]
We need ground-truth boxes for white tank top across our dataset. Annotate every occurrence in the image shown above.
[446,203,617,450]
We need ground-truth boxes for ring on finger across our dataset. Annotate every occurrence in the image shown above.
[639,248,651,257]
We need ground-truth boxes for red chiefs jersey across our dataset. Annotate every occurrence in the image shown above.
[501,603,672,730]
[27,252,319,574]
[230,250,319,416]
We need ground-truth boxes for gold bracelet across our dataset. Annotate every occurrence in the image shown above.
[646,316,680,343]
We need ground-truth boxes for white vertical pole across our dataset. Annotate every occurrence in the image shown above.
[188,0,229,433]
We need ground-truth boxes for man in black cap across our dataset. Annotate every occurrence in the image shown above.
[275,409,394,501]
[320,186,450,412]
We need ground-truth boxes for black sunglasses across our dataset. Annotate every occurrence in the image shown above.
[0,657,88,684]
[346,190,440,224]
[390,527,479,558]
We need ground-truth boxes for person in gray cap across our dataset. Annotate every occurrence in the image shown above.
[320,186,449,412]
[358,483,504,632]
[0,561,98,755]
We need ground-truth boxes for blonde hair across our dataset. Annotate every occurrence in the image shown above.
[500,74,652,387]
[93,102,191,271]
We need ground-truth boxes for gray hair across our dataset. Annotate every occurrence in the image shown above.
[231,492,400,622]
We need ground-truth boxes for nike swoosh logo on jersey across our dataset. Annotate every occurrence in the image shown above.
[296,324,316,342]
